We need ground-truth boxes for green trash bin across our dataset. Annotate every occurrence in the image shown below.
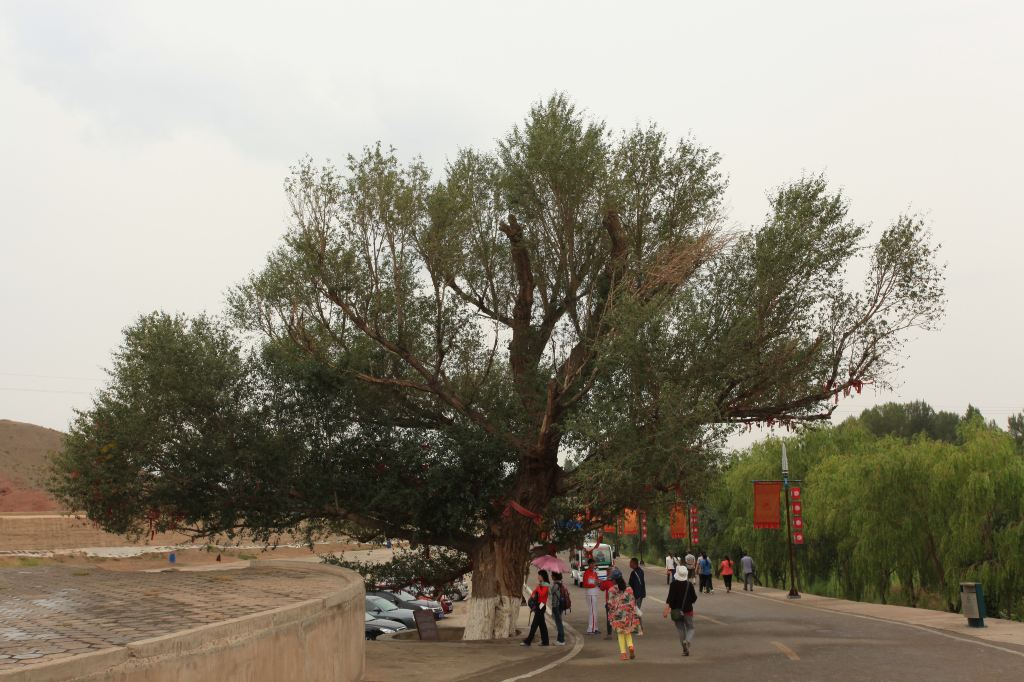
[960,582,986,628]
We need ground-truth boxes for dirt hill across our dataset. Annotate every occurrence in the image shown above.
[0,419,63,511]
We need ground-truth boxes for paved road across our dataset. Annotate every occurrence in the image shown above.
[492,571,1024,682]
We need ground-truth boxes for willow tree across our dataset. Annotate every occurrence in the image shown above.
[51,95,944,639]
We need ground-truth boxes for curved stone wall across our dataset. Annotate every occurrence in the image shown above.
[0,561,364,682]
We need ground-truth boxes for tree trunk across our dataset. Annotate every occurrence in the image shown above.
[463,525,533,640]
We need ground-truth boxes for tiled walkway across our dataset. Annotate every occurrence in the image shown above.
[0,565,346,672]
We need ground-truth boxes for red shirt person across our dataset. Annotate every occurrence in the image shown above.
[522,570,551,646]
[582,559,602,634]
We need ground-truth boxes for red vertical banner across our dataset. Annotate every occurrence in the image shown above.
[790,487,805,544]
[640,511,648,541]
[753,482,782,529]
[689,505,699,545]
[670,504,687,539]
[623,509,639,535]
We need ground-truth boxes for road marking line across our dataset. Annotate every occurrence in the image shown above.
[771,640,800,660]
[747,592,1024,660]
[698,614,728,626]
[501,586,585,681]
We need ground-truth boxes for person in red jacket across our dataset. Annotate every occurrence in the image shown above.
[581,559,601,634]
[522,570,550,646]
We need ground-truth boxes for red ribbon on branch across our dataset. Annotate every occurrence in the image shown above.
[501,500,543,526]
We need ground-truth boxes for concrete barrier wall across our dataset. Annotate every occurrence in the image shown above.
[0,562,365,682]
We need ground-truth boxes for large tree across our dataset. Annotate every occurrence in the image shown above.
[51,95,944,638]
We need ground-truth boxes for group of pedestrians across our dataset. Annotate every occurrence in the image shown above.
[665,550,757,594]
[523,550,758,661]
[521,569,571,647]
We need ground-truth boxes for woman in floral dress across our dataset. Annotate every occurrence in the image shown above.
[606,568,640,660]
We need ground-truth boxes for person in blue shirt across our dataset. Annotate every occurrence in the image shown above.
[698,551,714,594]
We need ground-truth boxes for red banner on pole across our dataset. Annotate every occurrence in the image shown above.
[791,501,803,515]
[641,512,648,541]
[753,482,782,529]
[793,531,805,545]
[623,509,639,535]
[670,504,687,539]
[793,516,804,530]
[790,486,802,500]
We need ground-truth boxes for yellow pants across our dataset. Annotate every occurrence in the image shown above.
[617,632,634,654]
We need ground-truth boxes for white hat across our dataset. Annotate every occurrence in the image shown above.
[674,565,688,581]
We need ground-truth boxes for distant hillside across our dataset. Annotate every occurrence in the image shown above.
[0,419,63,511]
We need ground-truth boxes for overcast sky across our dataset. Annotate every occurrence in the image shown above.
[1,0,1021,441]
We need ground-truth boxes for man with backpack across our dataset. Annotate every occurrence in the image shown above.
[549,571,571,645]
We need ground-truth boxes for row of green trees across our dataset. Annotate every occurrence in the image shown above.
[695,405,1024,620]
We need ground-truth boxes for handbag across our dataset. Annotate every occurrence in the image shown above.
[670,608,683,621]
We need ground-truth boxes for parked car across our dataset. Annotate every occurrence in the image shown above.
[369,589,444,619]
[394,588,449,617]
[364,595,418,629]
[364,612,407,640]
[445,579,469,601]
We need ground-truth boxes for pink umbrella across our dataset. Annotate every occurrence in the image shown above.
[531,554,568,573]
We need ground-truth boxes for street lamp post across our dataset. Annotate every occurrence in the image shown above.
[782,443,800,598]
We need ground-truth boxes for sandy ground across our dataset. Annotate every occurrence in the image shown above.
[0,541,372,571]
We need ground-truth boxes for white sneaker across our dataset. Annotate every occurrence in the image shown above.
[555,641,566,646]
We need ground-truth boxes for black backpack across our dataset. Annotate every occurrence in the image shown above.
[559,583,572,612]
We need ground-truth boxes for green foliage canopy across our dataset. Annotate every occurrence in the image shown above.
[50,96,946,609]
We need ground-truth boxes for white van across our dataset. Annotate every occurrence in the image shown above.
[569,542,615,586]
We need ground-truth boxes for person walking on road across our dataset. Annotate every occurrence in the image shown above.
[549,571,569,645]
[719,555,735,593]
[741,552,756,592]
[599,570,616,638]
[628,557,646,631]
[663,565,698,656]
[606,568,640,661]
[521,570,550,646]
[628,557,646,612]
[582,558,601,634]
[665,553,676,585]
[685,551,697,587]
[698,551,713,594]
